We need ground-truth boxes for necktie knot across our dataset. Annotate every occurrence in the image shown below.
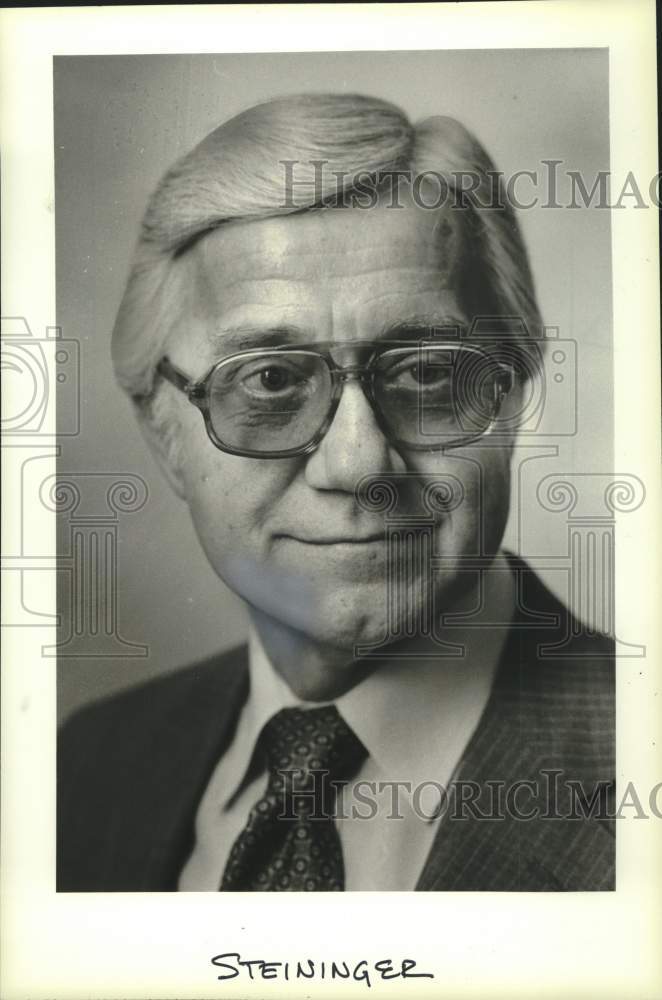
[260,705,366,785]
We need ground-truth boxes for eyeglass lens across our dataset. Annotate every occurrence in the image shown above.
[207,347,505,453]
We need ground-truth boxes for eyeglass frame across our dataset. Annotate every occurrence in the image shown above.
[155,340,516,459]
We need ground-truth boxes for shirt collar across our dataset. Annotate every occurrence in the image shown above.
[223,552,514,810]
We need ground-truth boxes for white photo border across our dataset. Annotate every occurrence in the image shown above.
[1,3,660,998]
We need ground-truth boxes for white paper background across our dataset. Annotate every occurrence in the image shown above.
[1,3,660,998]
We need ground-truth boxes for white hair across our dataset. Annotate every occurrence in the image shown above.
[112,93,543,447]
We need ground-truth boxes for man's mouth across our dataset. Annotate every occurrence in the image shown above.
[276,533,387,546]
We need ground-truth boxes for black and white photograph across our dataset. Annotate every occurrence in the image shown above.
[55,47,621,895]
[1,3,660,998]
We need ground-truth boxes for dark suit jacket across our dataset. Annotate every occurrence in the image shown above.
[58,557,615,891]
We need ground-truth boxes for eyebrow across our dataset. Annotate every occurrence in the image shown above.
[209,326,306,356]
[382,315,467,340]
[208,315,467,356]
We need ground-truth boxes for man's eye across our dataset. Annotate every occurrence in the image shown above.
[409,363,449,386]
[243,365,300,393]
[257,366,292,391]
[385,357,452,389]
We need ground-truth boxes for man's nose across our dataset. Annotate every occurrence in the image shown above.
[304,378,406,491]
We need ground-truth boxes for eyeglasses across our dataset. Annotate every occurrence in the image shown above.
[156,341,515,458]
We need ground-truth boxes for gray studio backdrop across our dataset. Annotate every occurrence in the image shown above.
[55,50,612,722]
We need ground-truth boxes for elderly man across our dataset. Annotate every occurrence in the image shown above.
[58,93,614,892]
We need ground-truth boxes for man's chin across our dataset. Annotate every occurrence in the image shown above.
[219,553,470,653]
[224,567,388,652]
[267,587,394,654]
[299,606,390,656]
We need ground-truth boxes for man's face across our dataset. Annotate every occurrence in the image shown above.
[163,198,515,652]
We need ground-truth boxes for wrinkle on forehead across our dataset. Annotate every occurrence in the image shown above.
[192,200,468,302]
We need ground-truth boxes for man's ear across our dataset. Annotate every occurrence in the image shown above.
[134,403,188,501]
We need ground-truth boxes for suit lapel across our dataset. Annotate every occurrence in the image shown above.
[139,653,250,889]
[416,559,615,891]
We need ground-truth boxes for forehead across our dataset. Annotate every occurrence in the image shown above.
[187,198,469,347]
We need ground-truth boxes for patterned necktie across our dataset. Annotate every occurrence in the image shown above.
[220,705,367,891]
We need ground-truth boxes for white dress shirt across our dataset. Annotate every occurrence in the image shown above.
[179,553,515,891]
